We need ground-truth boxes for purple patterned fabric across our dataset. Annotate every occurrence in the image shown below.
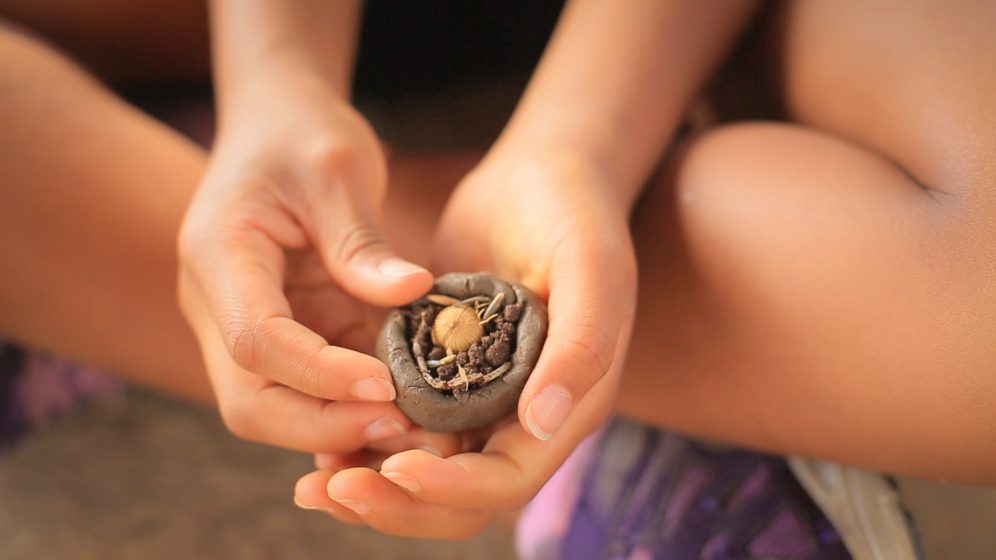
[1,339,119,447]
[518,418,851,560]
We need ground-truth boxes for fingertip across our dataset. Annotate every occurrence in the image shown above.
[381,471,422,494]
[377,258,434,304]
[378,257,430,281]
[343,257,433,307]
[363,416,409,441]
[327,467,381,513]
[350,376,397,402]
[295,469,335,507]
[522,384,573,442]
[326,467,364,496]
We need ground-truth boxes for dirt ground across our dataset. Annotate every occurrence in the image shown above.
[2,389,994,559]
[0,390,517,559]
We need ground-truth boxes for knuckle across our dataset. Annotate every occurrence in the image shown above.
[335,222,389,266]
[286,331,324,394]
[304,135,385,193]
[304,139,356,175]
[223,316,261,372]
[561,322,616,387]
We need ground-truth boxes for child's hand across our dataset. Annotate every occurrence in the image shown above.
[292,150,637,537]
[178,84,434,454]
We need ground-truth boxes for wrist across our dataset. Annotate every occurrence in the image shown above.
[210,0,360,124]
[483,139,639,215]
[220,65,347,126]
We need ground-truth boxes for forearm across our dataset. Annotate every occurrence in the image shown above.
[209,0,362,128]
[495,0,760,210]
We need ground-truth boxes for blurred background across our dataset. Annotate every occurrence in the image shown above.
[0,388,517,559]
[1,1,995,558]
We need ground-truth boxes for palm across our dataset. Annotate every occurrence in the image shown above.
[284,248,383,356]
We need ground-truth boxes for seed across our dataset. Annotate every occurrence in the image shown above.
[460,296,489,306]
[432,305,484,353]
[427,354,457,368]
[481,292,505,322]
[427,294,460,306]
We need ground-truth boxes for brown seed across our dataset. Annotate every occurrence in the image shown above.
[427,294,461,306]
[432,305,484,353]
[482,292,505,322]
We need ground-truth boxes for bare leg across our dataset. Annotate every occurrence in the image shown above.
[618,0,996,483]
[0,25,212,401]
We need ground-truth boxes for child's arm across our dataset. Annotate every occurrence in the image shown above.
[210,0,357,123]
[294,0,761,537]
[178,1,436,454]
[494,0,760,211]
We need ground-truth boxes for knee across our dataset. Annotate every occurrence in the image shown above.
[666,122,822,266]
[662,120,996,377]
[0,22,85,102]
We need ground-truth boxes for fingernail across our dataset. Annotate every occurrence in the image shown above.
[364,416,407,441]
[332,498,370,516]
[525,384,572,441]
[351,377,396,401]
[294,495,319,510]
[382,471,421,493]
[378,257,428,279]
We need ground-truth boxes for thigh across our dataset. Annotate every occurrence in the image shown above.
[619,1,996,483]
[0,25,211,400]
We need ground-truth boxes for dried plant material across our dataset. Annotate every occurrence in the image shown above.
[478,313,499,326]
[481,292,505,322]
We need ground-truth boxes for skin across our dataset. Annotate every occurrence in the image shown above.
[1,0,995,541]
[0,17,469,457]
[178,0,443,452]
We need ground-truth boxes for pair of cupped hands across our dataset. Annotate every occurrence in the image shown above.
[178,81,637,538]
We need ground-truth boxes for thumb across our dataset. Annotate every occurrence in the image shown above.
[309,186,433,307]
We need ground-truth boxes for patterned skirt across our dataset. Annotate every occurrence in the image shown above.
[0,339,118,447]
[517,417,896,560]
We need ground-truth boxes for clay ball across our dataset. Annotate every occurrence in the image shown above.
[375,272,548,432]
